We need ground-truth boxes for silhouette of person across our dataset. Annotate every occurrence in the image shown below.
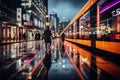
[43,27,52,49]
[37,32,40,40]
[35,33,37,40]
[35,32,40,40]
[43,50,52,80]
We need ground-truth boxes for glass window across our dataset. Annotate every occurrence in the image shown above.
[99,0,120,41]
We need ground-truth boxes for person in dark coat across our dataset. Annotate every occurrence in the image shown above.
[43,27,52,49]
[35,33,38,40]
[38,32,40,40]
[35,32,41,40]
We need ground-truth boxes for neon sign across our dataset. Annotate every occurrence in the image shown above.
[115,34,120,39]
[100,0,120,14]
[112,8,120,17]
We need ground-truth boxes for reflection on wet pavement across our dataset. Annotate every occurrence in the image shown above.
[0,39,120,80]
[0,41,45,80]
[43,39,82,80]
[64,41,120,80]
[0,39,82,80]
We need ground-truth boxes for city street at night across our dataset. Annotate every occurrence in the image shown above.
[0,0,120,80]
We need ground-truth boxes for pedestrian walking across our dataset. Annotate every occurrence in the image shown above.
[43,27,52,49]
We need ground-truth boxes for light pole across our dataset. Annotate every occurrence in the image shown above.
[45,14,50,27]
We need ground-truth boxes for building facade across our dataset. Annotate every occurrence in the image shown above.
[0,0,48,42]
[0,0,21,42]
[21,0,48,40]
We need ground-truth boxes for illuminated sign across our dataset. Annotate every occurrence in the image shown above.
[115,34,120,39]
[112,8,120,17]
[17,8,22,21]
[24,21,32,26]
[100,0,120,14]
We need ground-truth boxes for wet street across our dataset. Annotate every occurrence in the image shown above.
[0,38,120,80]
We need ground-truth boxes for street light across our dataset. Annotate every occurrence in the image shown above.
[45,14,50,27]
[45,22,50,27]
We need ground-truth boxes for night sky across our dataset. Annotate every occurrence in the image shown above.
[48,0,88,21]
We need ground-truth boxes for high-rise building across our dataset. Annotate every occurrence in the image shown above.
[59,21,70,33]
[21,0,48,30]
[50,12,59,32]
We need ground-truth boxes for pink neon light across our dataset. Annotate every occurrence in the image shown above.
[100,0,120,14]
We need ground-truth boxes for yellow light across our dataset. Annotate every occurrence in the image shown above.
[46,22,50,27]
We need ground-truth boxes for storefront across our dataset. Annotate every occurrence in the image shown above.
[97,0,120,41]
[79,10,90,39]
[2,23,24,42]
